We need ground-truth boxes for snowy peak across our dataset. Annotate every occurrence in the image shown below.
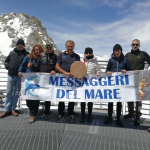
[0,13,60,56]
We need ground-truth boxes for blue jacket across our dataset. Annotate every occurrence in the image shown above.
[106,53,132,73]
[18,55,38,73]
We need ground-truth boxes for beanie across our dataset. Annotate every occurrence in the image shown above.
[16,39,25,47]
[113,44,122,52]
[84,47,93,54]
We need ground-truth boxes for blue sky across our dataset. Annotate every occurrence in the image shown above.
[0,0,150,57]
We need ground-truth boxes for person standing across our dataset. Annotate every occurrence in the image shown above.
[80,47,100,123]
[124,39,150,126]
[18,44,44,123]
[29,43,57,121]
[103,44,132,127]
[0,39,29,118]
[55,40,80,123]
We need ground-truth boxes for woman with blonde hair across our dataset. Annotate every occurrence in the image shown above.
[18,44,44,123]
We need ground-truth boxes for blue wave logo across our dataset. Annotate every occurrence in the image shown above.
[24,76,40,96]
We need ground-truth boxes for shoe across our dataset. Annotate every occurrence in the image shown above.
[68,115,76,123]
[29,116,37,123]
[80,114,85,123]
[103,117,113,124]
[0,111,11,118]
[57,115,64,123]
[124,114,132,118]
[148,128,150,132]
[116,119,123,127]
[134,118,140,126]
[43,114,50,120]
[11,111,18,116]
[87,114,92,122]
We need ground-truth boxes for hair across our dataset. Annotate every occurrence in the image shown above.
[132,39,140,44]
[28,44,44,59]
[65,40,75,47]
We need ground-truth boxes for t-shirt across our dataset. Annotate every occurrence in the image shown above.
[57,51,80,72]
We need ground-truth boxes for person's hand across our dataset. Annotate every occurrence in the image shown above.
[18,72,23,77]
[96,72,100,76]
[121,69,126,73]
[77,77,83,80]
[27,60,33,68]
[107,71,112,75]
[65,72,74,77]
[50,70,56,75]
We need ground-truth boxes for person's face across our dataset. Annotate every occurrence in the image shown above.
[17,44,24,50]
[143,78,146,82]
[35,47,42,56]
[114,49,121,58]
[85,52,93,57]
[131,40,140,50]
[46,45,53,53]
[66,42,74,55]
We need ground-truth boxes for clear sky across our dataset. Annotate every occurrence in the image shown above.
[0,0,150,57]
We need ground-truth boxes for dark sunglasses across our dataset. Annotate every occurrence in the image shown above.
[46,46,53,48]
[85,52,92,54]
[132,44,139,46]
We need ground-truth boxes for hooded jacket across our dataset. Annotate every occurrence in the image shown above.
[82,56,101,74]
[106,53,132,73]
[125,49,150,70]
[4,48,29,76]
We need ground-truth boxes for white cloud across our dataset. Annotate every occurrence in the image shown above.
[44,0,150,57]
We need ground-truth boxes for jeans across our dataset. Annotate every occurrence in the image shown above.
[4,75,21,112]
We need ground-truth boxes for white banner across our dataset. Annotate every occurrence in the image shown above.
[21,70,150,102]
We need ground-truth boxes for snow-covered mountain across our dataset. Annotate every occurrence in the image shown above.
[0,13,60,56]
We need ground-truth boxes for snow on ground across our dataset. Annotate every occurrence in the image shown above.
[0,32,12,56]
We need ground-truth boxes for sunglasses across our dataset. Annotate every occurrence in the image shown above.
[132,44,139,46]
[114,49,121,53]
[85,52,92,54]
[46,46,53,48]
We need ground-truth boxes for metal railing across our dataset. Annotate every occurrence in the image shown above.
[0,56,150,119]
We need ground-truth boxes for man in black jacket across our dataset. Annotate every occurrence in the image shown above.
[124,39,150,126]
[0,39,29,118]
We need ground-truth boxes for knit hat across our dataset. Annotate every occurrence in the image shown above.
[84,47,93,54]
[113,44,122,52]
[16,39,25,47]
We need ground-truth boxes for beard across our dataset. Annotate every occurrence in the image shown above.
[132,48,138,50]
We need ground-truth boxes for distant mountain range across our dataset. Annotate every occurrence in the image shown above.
[0,13,60,56]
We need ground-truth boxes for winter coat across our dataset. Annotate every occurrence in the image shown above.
[82,56,101,74]
[31,51,57,73]
[18,54,39,73]
[4,48,29,76]
[106,53,132,73]
[125,49,150,70]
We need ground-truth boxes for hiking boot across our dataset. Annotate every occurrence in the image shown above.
[57,115,64,123]
[68,115,76,123]
[29,116,37,123]
[116,119,123,127]
[0,111,10,118]
[87,114,92,122]
[43,114,50,121]
[80,114,85,123]
[124,114,132,119]
[148,128,150,132]
[103,117,113,124]
[11,111,18,116]
[134,118,140,126]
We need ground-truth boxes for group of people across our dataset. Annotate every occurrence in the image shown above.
[0,39,150,132]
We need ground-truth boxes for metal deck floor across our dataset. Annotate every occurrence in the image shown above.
[0,113,150,150]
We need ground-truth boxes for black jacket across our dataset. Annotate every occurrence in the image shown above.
[4,48,29,76]
[106,53,132,73]
[125,49,150,70]
[32,51,57,73]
